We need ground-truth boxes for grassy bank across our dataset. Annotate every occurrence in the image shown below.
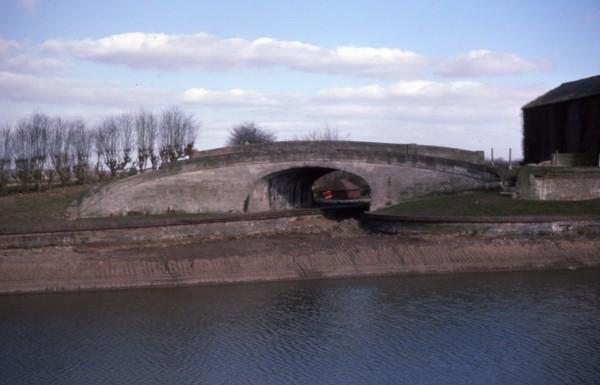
[0,185,91,228]
[375,191,600,217]
[0,184,216,232]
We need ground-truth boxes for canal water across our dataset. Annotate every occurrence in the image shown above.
[1,269,599,385]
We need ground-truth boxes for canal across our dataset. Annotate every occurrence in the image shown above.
[1,269,599,385]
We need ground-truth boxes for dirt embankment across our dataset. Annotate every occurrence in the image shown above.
[2,216,599,294]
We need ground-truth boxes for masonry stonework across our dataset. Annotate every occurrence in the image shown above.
[68,141,498,218]
[516,167,600,200]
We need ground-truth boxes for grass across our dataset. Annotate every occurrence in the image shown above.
[0,184,91,228]
[3,186,600,233]
[375,191,600,217]
[0,184,216,232]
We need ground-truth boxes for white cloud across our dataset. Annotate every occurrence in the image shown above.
[314,80,539,125]
[41,32,429,78]
[0,67,542,154]
[40,33,550,79]
[1,55,65,75]
[317,80,535,104]
[0,37,66,75]
[438,49,548,77]
[183,88,282,107]
[0,71,169,107]
[188,80,541,152]
[0,38,21,55]
[0,33,552,154]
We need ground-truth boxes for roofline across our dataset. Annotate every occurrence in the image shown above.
[522,91,600,110]
[522,74,600,110]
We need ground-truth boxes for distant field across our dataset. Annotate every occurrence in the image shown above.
[374,191,600,217]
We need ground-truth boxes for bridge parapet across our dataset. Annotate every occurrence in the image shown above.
[189,141,485,165]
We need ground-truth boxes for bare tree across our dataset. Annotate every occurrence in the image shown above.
[93,126,106,180]
[117,113,135,171]
[227,122,275,146]
[31,114,50,191]
[1,107,200,190]
[296,124,348,141]
[48,118,72,185]
[69,119,92,184]
[12,123,31,190]
[0,125,12,190]
[159,107,199,163]
[95,118,115,177]
[12,113,50,191]
[95,113,134,177]
[135,110,158,172]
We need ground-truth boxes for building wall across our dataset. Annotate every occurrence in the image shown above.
[523,95,600,164]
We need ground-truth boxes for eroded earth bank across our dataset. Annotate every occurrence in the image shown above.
[2,215,600,294]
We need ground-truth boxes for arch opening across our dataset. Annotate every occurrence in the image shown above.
[312,170,371,207]
[245,167,371,213]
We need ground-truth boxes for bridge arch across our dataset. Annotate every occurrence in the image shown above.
[245,166,371,212]
[68,141,499,218]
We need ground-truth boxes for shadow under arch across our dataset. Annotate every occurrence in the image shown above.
[244,167,371,213]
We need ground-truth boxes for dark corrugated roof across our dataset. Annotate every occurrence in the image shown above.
[523,75,600,109]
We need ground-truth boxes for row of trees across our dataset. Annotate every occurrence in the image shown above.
[0,113,346,193]
[0,107,199,191]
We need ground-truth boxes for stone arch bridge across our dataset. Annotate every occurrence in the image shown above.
[69,141,500,218]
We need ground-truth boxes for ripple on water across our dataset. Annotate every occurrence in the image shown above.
[1,269,600,385]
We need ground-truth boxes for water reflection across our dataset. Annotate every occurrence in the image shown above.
[1,269,599,385]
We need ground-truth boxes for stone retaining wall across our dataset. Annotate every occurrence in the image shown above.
[516,166,600,200]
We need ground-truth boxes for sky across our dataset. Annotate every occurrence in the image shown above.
[1,0,599,156]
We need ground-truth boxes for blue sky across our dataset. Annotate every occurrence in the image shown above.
[1,0,599,155]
